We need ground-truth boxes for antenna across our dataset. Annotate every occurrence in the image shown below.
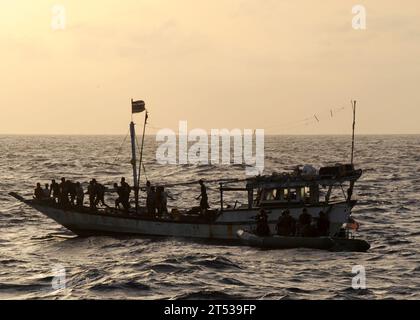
[350,100,356,165]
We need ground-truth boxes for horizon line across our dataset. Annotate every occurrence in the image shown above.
[1,133,419,136]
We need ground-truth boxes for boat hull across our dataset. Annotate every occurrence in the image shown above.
[10,193,354,241]
[30,202,252,240]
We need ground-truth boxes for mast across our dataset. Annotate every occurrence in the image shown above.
[348,100,357,202]
[351,100,357,165]
[130,99,139,212]
[129,98,147,214]
[137,110,148,194]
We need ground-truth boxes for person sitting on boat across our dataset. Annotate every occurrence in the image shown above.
[43,183,51,199]
[297,208,312,236]
[34,183,45,200]
[316,211,330,236]
[75,182,84,207]
[50,179,60,204]
[255,209,270,236]
[196,179,210,214]
[276,210,296,236]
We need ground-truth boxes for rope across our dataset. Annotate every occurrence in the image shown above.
[111,129,130,165]
[135,134,149,183]
[264,106,347,131]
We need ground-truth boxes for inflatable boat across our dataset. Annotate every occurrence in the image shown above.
[237,230,370,252]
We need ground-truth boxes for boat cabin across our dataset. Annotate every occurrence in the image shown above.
[219,164,362,211]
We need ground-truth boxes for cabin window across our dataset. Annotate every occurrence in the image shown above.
[264,189,277,200]
[284,188,297,201]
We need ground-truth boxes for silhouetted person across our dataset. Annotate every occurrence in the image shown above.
[75,182,84,207]
[120,177,131,210]
[196,179,209,214]
[156,186,163,215]
[255,209,270,236]
[114,182,129,211]
[87,180,96,210]
[94,179,107,207]
[298,208,312,237]
[156,186,171,215]
[147,186,156,215]
[114,183,123,209]
[317,211,330,236]
[59,177,69,205]
[145,181,152,211]
[161,187,172,214]
[43,183,51,198]
[67,180,76,205]
[51,179,60,203]
[34,183,44,200]
[276,210,296,236]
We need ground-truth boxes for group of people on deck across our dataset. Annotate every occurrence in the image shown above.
[256,208,330,237]
[144,181,173,215]
[34,177,209,215]
[34,178,89,207]
[34,177,126,210]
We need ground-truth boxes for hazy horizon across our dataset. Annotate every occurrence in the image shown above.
[1,1,419,135]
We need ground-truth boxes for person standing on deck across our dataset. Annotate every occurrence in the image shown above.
[87,180,96,210]
[34,183,44,200]
[156,186,163,215]
[196,179,210,214]
[144,181,152,214]
[43,183,51,198]
[114,183,123,209]
[75,182,84,207]
[67,180,76,205]
[160,186,173,215]
[51,179,60,204]
[120,177,131,210]
[59,177,69,206]
[147,186,157,215]
[93,179,107,207]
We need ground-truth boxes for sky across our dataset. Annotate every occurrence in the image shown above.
[0,0,419,135]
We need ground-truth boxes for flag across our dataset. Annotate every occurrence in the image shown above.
[132,100,145,113]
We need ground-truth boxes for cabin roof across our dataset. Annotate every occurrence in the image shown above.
[242,169,362,189]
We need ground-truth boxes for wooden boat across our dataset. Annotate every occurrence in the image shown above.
[9,166,363,241]
[9,100,368,246]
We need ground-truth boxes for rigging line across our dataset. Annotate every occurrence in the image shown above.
[160,177,248,188]
[111,128,130,165]
[135,134,149,183]
[264,105,348,130]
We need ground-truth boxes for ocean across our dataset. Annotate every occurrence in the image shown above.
[0,135,419,299]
